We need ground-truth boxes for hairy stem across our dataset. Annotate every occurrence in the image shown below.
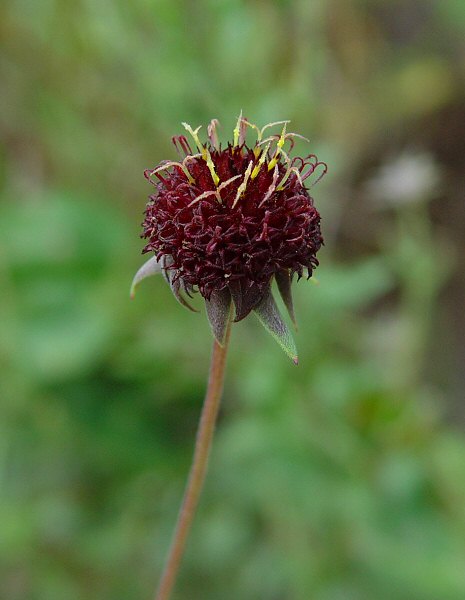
[155,322,232,600]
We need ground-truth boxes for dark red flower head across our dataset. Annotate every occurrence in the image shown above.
[133,116,326,361]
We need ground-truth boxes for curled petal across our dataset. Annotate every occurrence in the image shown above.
[131,255,197,311]
[170,277,198,312]
[162,256,198,312]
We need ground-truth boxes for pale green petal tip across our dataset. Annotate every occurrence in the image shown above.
[130,255,162,299]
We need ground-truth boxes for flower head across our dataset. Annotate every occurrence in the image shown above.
[132,116,326,362]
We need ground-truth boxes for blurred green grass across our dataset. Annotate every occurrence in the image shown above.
[1,1,465,599]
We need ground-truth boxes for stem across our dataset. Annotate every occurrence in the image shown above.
[155,322,232,600]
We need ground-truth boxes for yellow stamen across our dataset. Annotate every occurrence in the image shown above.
[239,120,261,144]
[182,122,220,186]
[276,167,301,191]
[205,150,220,186]
[268,122,287,171]
[189,175,241,207]
[259,120,290,139]
[258,164,279,207]
[188,189,217,206]
[274,149,304,190]
[182,123,204,153]
[251,142,271,180]
[233,110,243,147]
[147,160,195,185]
[232,161,253,208]
[182,154,202,184]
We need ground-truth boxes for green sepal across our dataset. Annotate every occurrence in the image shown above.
[253,287,298,364]
[228,279,263,322]
[275,269,297,328]
[205,288,232,346]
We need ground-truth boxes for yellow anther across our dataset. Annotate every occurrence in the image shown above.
[205,150,220,186]
[233,110,243,147]
[234,119,293,158]
[268,123,287,171]
[188,189,217,206]
[232,161,253,208]
[215,174,241,202]
[183,122,220,186]
[189,175,241,207]
[277,166,303,191]
[259,120,290,139]
[238,119,261,144]
[182,154,202,184]
[267,157,278,171]
[274,149,304,190]
[147,160,195,185]
[251,142,271,179]
[258,164,279,207]
[182,167,195,184]
[182,123,204,153]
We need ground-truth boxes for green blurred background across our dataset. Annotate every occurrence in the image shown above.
[1,1,465,598]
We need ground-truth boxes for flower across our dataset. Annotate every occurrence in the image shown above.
[132,116,326,362]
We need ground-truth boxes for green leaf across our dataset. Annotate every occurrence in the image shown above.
[253,288,298,364]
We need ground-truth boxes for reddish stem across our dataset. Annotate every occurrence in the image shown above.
[155,322,232,600]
